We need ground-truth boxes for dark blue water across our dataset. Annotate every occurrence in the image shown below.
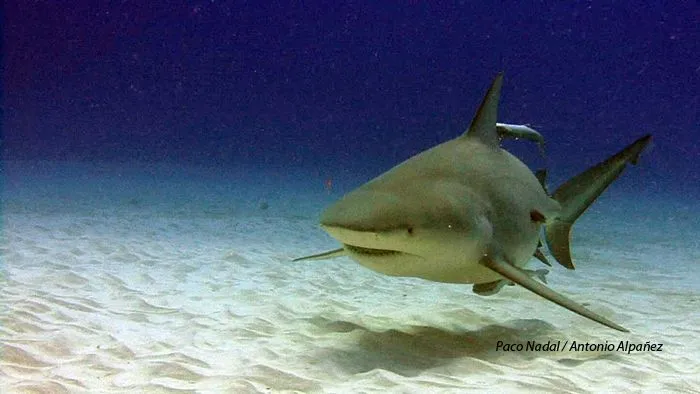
[3,2,698,194]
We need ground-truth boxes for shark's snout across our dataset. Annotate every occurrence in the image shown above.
[320,190,408,233]
[319,188,419,253]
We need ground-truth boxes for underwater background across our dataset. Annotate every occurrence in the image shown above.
[2,2,699,393]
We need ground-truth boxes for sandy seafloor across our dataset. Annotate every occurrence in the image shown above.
[1,160,699,393]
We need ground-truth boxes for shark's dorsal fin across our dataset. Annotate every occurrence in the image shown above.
[461,73,503,148]
[534,247,551,266]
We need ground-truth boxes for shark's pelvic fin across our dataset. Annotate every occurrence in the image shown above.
[524,268,549,284]
[534,248,551,267]
[473,268,549,296]
[546,135,652,269]
[480,255,629,332]
[293,248,346,262]
[472,279,509,296]
[461,73,503,148]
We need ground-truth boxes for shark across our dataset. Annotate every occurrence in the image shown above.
[294,74,651,332]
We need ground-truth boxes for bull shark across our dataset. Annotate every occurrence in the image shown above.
[294,74,651,332]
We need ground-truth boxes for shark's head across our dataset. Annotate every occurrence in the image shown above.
[319,178,494,282]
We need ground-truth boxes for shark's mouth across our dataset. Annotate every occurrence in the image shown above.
[344,244,402,257]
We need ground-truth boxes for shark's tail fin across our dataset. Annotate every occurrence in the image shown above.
[546,135,652,269]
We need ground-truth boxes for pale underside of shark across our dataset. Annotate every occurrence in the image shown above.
[294,74,651,332]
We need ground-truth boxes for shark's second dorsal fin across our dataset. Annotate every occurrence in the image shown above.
[461,73,503,148]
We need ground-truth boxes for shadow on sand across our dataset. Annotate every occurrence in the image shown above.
[307,316,623,376]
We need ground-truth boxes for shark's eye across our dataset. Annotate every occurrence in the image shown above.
[407,227,414,235]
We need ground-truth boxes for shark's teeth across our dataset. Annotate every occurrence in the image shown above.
[345,244,401,256]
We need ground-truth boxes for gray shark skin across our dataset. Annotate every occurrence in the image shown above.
[295,74,651,332]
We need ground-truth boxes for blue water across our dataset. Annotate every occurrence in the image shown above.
[3,2,698,191]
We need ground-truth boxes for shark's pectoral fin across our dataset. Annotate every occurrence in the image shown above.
[479,255,629,332]
[293,248,346,262]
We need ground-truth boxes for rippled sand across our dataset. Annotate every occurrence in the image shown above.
[2,162,699,393]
